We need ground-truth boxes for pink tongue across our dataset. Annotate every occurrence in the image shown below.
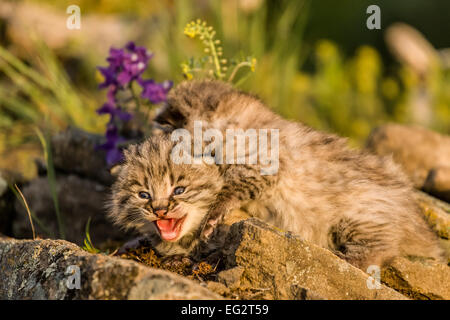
[156,219,179,240]
[156,219,176,231]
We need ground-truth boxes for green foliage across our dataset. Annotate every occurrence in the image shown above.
[0,39,104,177]
[35,127,65,239]
[0,41,102,133]
[1,0,450,182]
[0,0,447,247]
[9,183,54,238]
[82,217,100,254]
[181,19,256,84]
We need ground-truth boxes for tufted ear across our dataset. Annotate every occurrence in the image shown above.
[153,103,186,129]
[109,163,123,177]
[122,144,138,160]
[151,121,175,136]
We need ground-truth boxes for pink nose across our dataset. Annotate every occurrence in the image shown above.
[154,209,167,217]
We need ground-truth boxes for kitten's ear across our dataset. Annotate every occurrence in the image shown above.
[123,144,138,160]
[153,102,186,129]
[109,163,123,177]
[151,121,174,135]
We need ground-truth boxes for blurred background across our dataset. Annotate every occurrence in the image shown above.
[1,0,449,180]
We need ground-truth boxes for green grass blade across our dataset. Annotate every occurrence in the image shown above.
[9,184,54,238]
[34,127,66,239]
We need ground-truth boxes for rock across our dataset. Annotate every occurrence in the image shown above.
[366,124,450,195]
[51,128,113,186]
[413,190,450,240]
[438,239,450,264]
[206,281,231,297]
[0,171,22,237]
[0,174,7,197]
[0,236,220,300]
[222,218,408,300]
[0,187,14,236]
[381,256,450,300]
[216,266,244,289]
[13,174,129,245]
[423,167,450,203]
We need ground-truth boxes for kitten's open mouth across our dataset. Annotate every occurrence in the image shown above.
[155,216,186,241]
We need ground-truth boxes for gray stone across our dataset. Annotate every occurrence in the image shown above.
[51,128,113,186]
[222,218,408,300]
[0,236,221,300]
[367,124,450,196]
[413,190,450,240]
[382,256,450,300]
[0,174,7,197]
[216,266,244,289]
[13,174,128,245]
[423,166,450,202]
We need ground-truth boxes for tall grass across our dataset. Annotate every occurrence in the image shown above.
[10,183,54,238]
[0,38,105,178]
[35,127,65,239]
[1,0,450,182]
[0,41,101,132]
[82,217,100,254]
[148,0,450,142]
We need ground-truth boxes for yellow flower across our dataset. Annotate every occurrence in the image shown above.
[181,63,193,80]
[399,67,419,89]
[184,26,197,39]
[250,58,257,72]
[381,78,399,99]
[354,46,381,94]
[292,73,310,93]
[316,40,338,62]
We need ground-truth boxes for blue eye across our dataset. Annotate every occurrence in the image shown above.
[138,191,151,200]
[173,187,185,195]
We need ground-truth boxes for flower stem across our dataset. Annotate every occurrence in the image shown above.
[130,83,141,113]
[228,61,252,83]
[207,36,223,79]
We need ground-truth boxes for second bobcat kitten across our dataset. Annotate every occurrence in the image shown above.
[110,80,444,270]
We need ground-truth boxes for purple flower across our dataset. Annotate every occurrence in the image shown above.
[106,85,117,104]
[107,48,126,70]
[98,66,117,89]
[96,103,132,122]
[105,148,124,166]
[96,102,115,116]
[96,86,132,122]
[126,42,153,65]
[139,79,173,104]
[96,124,125,165]
[98,42,153,89]
[95,42,172,166]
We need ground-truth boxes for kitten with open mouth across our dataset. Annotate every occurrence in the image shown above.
[109,135,223,257]
[109,80,444,270]
[155,216,187,241]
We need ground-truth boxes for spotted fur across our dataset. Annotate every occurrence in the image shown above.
[109,80,444,269]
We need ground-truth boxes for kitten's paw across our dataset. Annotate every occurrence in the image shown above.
[115,236,150,255]
[201,197,240,240]
[200,214,223,240]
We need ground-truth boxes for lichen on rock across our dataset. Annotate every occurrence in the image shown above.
[0,235,220,300]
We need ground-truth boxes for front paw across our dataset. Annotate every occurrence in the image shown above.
[200,211,224,240]
[201,198,239,240]
[115,236,150,255]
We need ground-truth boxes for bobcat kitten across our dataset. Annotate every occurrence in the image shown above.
[109,80,444,269]
[109,136,224,256]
